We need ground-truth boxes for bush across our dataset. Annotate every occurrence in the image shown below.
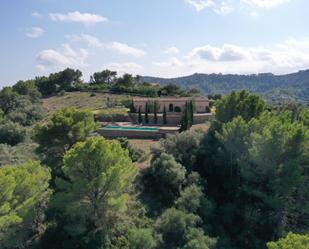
[116,137,147,162]
[94,108,129,122]
[267,233,309,249]
[143,153,186,206]
[0,88,45,126]
[57,90,66,96]
[0,142,39,167]
[6,103,45,126]
[128,228,156,249]
[161,130,203,171]
[175,184,205,213]
[0,121,26,146]
[156,208,200,249]
[0,109,3,121]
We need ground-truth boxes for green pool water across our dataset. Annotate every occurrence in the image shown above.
[105,125,159,131]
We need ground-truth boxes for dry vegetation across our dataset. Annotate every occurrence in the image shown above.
[42,91,130,116]
[130,139,161,169]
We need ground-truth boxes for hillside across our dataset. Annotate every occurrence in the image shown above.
[42,91,131,116]
[143,70,309,104]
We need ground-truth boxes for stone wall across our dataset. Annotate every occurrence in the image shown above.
[97,128,164,139]
[129,113,213,125]
[133,97,210,113]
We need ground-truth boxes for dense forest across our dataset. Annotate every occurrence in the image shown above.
[0,68,308,249]
[142,70,309,105]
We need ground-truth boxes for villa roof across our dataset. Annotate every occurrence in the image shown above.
[133,96,209,102]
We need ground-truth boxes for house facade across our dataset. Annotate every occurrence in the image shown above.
[132,96,210,113]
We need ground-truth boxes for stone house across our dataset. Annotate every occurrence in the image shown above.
[132,96,210,113]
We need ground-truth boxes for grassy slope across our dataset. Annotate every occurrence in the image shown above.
[42,91,130,116]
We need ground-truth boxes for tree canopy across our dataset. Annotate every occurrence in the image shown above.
[52,137,137,248]
[35,108,97,175]
[267,233,309,249]
[0,161,51,249]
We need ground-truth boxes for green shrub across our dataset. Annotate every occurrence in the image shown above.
[57,90,66,96]
[128,228,156,249]
[143,153,186,206]
[6,103,45,126]
[0,142,39,167]
[116,137,147,163]
[267,233,309,249]
[0,121,26,146]
[94,108,129,122]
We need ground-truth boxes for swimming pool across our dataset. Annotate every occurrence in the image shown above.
[105,124,160,131]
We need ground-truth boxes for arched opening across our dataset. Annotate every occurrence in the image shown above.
[169,104,174,112]
[174,106,182,112]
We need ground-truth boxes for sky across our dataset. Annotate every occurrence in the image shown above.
[1,0,309,86]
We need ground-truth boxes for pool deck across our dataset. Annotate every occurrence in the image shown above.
[98,122,179,139]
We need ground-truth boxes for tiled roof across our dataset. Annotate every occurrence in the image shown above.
[133,96,209,102]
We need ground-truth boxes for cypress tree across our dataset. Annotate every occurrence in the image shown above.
[145,102,149,124]
[189,100,194,126]
[138,106,142,124]
[180,101,193,132]
[130,100,136,113]
[154,101,158,124]
[180,102,187,132]
[163,105,167,125]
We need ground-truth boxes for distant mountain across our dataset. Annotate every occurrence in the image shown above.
[142,70,309,104]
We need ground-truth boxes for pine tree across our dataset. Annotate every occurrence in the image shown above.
[53,137,137,247]
[0,161,51,248]
[163,105,167,125]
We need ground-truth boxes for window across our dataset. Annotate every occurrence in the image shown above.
[174,106,181,112]
[169,104,174,112]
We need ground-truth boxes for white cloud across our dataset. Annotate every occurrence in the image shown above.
[104,62,143,75]
[70,34,146,57]
[26,27,45,38]
[32,11,42,18]
[49,11,108,26]
[241,0,290,9]
[185,0,291,15]
[214,1,235,15]
[184,0,215,11]
[165,46,180,55]
[190,44,248,61]
[106,42,146,57]
[37,44,89,70]
[153,57,184,67]
[151,38,309,77]
[184,0,236,15]
[70,34,103,48]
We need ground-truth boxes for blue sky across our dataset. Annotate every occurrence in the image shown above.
[1,0,309,86]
